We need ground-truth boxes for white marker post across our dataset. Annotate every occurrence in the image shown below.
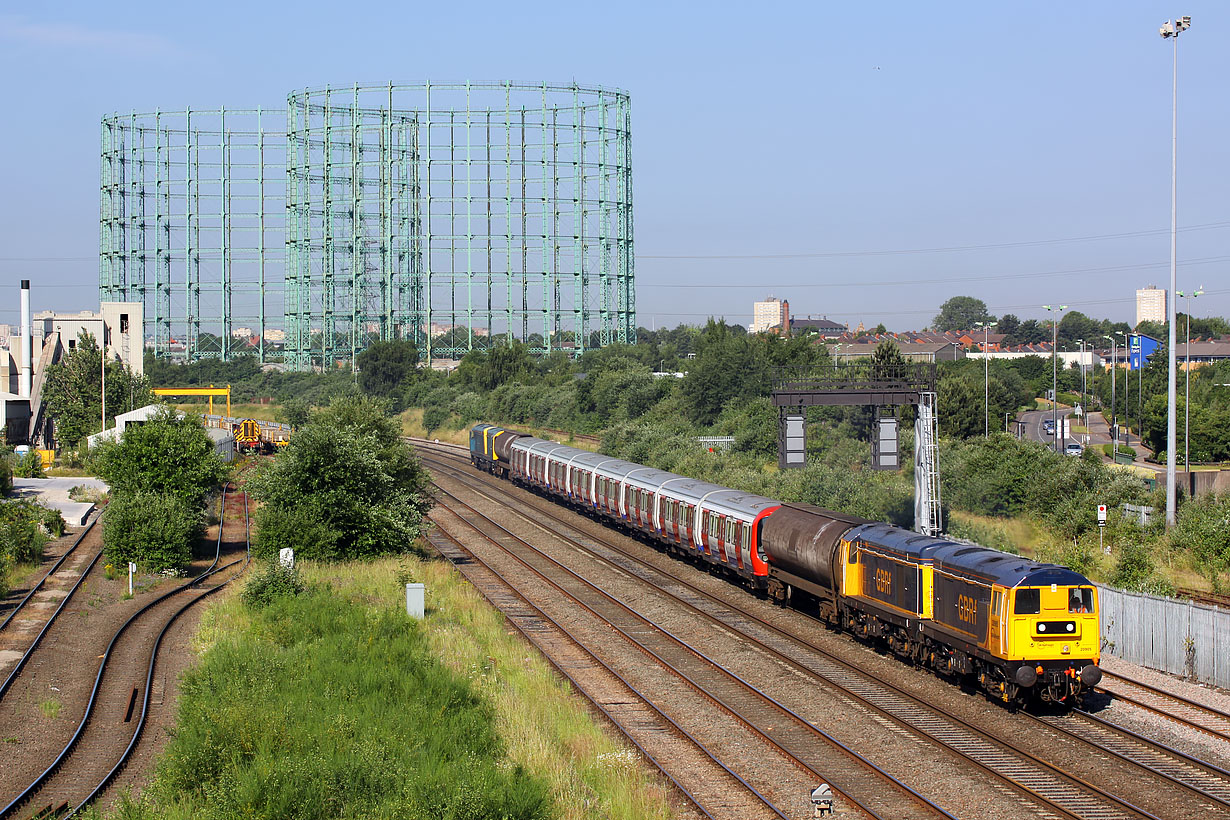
[406,583,425,619]
[1097,504,1108,554]
[128,562,136,596]
[279,548,294,569]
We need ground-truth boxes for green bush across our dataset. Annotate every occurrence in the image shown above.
[103,492,201,572]
[140,588,553,819]
[249,396,432,562]
[0,455,11,495]
[1170,493,1230,583]
[253,502,341,562]
[91,406,226,511]
[14,450,44,478]
[240,560,305,608]
[1110,540,1175,595]
[947,516,1021,554]
[421,404,451,434]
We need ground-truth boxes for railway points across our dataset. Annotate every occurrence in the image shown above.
[0,479,252,818]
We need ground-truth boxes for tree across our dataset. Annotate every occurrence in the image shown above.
[356,339,420,398]
[456,343,535,392]
[91,406,226,512]
[42,333,154,448]
[871,340,909,381]
[933,296,992,333]
[282,398,310,431]
[681,320,769,425]
[873,323,888,335]
[997,314,1021,341]
[248,415,432,560]
[103,492,200,571]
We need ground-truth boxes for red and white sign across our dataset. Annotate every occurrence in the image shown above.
[1097,504,1107,526]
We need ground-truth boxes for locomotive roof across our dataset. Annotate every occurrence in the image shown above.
[929,542,1091,587]
[848,522,960,561]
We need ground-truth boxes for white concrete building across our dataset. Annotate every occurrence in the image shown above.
[751,296,789,334]
[1136,286,1166,327]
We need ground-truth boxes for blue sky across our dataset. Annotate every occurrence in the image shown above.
[1,2,1227,333]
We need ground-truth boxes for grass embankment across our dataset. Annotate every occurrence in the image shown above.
[92,555,677,820]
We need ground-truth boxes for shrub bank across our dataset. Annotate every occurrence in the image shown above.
[92,556,678,820]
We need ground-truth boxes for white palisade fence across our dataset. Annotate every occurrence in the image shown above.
[1097,584,1230,688]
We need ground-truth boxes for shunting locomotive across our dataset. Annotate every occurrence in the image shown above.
[469,424,1101,705]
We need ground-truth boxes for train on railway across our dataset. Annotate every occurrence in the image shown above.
[469,423,1103,706]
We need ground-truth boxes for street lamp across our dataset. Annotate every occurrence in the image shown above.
[1178,287,1203,471]
[1077,339,1086,419]
[975,320,997,438]
[1104,334,1119,454]
[1161,14,1191,526]
[1043,305,1066,453]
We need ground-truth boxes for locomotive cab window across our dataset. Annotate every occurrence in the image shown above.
[1069,587,1094,613]
[1014,588,1040,615]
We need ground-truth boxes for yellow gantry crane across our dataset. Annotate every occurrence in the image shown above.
[152,384,232,419]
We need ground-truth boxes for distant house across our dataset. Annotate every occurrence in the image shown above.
[830,340,964,364]
[957,331,1006,351]
[788,317,846,338]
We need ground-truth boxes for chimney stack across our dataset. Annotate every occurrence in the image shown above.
[20,280,32,398]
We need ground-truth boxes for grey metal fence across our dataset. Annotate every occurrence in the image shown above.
[1097,584,1230,688]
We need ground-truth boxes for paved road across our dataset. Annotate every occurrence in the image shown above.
[1019,406,1076,454]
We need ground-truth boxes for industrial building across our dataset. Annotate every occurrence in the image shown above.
[99,82,636,369]
[1,281,143,446]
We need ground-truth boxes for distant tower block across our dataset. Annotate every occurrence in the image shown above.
[100,82,636,369]
[1136,285,1166,327]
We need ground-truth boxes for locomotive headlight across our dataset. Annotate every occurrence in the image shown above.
[1038,623,1046,632]
[1066,623,1074,632]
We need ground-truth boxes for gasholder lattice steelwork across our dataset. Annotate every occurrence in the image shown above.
[100,82,635,368]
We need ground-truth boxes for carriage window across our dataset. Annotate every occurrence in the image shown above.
[1069,588,1094,614]
[743,523,752,548]
[1014,588,1040,615]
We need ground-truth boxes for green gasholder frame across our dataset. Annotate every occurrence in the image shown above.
[99,82,635,369]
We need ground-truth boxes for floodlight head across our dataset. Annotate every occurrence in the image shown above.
[1180,15,1191,29]
[1160,23,1174,37]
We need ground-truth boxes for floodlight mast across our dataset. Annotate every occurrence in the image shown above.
[1160,16,1190,526]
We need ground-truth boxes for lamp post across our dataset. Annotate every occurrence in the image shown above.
[1161,15,1191,526]
[1104,334,1118,453]
[1077,339,1086,418]
[975,320,997,438]
[1178,287,1203,471]
[1043,305,1066,453]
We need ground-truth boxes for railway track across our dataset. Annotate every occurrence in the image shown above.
[1175,587,1230,609]
[1095,669,1230,743]
[414,440,1213,820]
[0,479,252,820]
[427,469,956,820]
[0,517,105,705]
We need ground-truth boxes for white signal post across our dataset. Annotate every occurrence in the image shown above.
[1098,504,1108,555]
[128,562,136,595]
